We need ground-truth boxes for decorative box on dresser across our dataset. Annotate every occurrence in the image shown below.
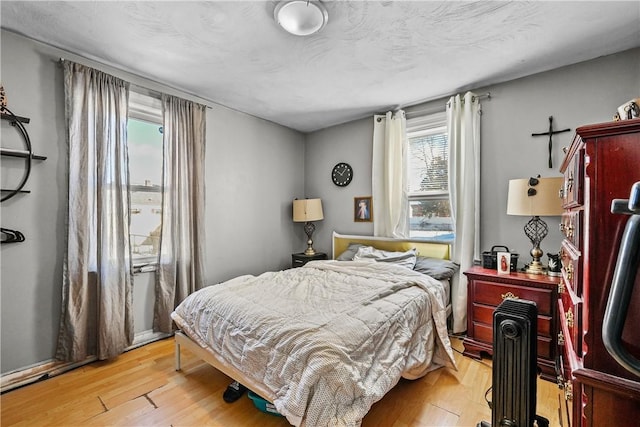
[557,118,640,427]
[462,266,559,382]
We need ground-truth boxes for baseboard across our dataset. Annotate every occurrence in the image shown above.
[1,356,97,394]
[129,329,172,350]
[1,329,172,393]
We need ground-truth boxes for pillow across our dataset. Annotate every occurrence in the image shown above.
[336,243,367,261]
[413,256,459,280]
[353,246,418,269]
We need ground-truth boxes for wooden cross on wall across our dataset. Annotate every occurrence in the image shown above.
[531,116,570,168]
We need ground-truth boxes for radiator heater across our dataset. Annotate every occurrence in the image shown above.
[478,298,549,427]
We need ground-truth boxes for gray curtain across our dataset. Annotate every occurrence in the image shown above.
[153,94,206,333]
[56,61,133,362]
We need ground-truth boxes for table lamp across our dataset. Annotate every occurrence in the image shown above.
[507,176,564,274]
[293,198,324,255]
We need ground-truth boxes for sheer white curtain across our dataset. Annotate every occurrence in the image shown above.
[372,110,409,238]
[447,92,481,334]
[56,61,133,362]
[153,94,206,333]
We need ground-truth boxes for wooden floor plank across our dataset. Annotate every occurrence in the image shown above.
[1,336,562,426]
[99,374,167,410]
[84,396,155,426]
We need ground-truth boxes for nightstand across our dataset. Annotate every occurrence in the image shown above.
[291,252,327,268]
[462,265,560,382]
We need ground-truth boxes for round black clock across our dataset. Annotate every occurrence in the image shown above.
[331,162,353,187]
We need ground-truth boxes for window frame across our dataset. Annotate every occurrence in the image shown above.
[406,111,454,242]
[127,91,163,269]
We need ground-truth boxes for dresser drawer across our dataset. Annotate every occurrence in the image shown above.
[471,321,554,360]
[555,346,575,427]
[561,147,584,208]
[473,280,553,316]
[558,296,583,359]
[560,240,582,296]
[473,303,553,337]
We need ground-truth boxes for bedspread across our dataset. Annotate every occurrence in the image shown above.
[171,260,456,427]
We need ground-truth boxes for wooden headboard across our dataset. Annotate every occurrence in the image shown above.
[332,232,451,260]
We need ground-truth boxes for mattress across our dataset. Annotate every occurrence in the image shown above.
[171,260,456,426]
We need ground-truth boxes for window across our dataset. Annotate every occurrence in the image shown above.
[406,112,454,242]
[128,92,163,263]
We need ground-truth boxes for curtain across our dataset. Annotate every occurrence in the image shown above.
[153,94,206,333]
[447,92,481,334]
[56,61,132,362]
[372,110,409,238]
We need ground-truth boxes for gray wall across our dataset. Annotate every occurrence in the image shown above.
[0,30,304,374]
[1,31,67,374]
[305,48,640,263]
[477,48,638,257]
[304,117,375,256]
[204,104,305,281]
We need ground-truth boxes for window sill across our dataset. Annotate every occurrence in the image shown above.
[132,261,158,274]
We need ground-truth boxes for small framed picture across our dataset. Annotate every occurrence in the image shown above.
[497,252,511,275]
[354,196,373,222]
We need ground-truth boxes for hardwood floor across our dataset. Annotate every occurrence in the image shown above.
[1,336,562,426]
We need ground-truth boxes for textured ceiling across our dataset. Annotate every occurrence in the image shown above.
[2,1,639,133]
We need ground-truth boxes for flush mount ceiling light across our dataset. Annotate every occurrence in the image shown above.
[274,0,328,36]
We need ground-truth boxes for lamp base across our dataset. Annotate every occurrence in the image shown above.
[303,221,316,256]
[525,260,546,275]
[524,220,547,275]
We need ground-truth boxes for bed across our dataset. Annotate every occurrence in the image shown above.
[172,232,459,426]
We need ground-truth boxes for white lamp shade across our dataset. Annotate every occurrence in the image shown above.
[507,177,564,216]
[293,198,324,222]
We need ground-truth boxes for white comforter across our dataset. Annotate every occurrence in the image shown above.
[171,260,456,427]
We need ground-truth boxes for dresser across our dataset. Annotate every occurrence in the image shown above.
[462,266,559,382]
[557,118,640,426]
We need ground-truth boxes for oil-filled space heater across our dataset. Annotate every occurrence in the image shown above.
[478,298,549,427]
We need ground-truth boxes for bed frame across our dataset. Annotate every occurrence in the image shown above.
[174,330,277,402]
[175,232,452,407]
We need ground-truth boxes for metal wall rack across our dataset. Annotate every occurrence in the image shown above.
[1,108,47,243]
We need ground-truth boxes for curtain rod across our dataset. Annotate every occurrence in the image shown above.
[58,58,213,109]
[404,92,491,118]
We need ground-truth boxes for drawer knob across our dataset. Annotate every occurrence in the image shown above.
[566,307,574,329]
[501,292,519,300]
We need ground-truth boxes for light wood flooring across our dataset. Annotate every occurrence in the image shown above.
[1,336,562,426]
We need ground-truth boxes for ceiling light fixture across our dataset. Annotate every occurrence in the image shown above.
[274,0,328,37]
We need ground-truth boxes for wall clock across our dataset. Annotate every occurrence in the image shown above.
[331,162,353,187]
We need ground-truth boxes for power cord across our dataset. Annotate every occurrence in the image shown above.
[484,386,492,410]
